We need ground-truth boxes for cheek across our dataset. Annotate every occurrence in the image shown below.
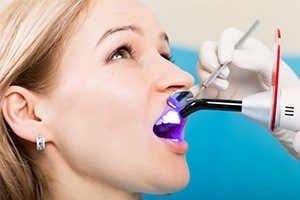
[47,73,151,161]
[55,78,147,138]
[46,77,164,187]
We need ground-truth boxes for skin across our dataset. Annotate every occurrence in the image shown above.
[3,0,194,199]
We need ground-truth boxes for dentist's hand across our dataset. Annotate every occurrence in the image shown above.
[293,131,300,156]
[197,28,300,159]
[196,28,300,99]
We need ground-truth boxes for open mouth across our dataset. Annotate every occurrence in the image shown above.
[153,108,186,142]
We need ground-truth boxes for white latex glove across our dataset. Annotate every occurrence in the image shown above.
[293,132,300,156]
[197,28,300,159]
[196,28,300,99]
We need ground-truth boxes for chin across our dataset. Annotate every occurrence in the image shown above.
[166,169,190,193]
[151,162,190,195]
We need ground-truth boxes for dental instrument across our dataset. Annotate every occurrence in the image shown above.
[180,87,300,132]
[167,20,260,109]
[180,29,300,132]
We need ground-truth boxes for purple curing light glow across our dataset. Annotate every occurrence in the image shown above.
[153,107,186,142]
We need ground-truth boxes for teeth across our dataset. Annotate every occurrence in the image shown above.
[155,119,163,125]
[155,110,180,125]
[164,110,180,124]
[170,138,179,142]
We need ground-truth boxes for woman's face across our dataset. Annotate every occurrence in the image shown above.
[42,0,194,196]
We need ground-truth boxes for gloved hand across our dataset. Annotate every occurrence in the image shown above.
[293,132,300,156]
[196,28,300,99]
[196,28,300,159]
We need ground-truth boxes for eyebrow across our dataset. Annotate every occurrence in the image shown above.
[95,24,169,46]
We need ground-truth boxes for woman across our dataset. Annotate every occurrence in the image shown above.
[0,0,194,199]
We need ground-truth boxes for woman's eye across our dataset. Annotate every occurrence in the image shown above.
[112,49,132,60]
[107,44,134,62]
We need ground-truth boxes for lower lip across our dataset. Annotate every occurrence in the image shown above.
[159,138,189,155]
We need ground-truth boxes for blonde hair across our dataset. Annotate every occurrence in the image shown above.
[0,0,88,199]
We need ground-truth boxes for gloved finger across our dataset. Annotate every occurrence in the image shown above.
[218,28,271,63]
[218,28,244,64]
[231,50,272,86]
[278,61,300,88]
[198,41,220,72]
[197,61,230,80]
[293,130,300,154]
[197,67,229,90]
[239,37,271,52]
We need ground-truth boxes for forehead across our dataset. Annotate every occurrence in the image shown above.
[85,0,161,32]
[59,0,166,74]
[63,0,164,54]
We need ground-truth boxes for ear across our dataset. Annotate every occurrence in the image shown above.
[2,86,52,143]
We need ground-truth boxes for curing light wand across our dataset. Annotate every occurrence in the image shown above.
[180,99,242,117]
[180,88,300,132]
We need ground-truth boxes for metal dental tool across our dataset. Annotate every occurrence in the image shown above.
[167,20,260,109]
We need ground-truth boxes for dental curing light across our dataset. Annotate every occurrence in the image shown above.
[181,29,300,132]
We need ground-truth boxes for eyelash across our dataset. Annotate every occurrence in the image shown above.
[106,43,134,62]
[106,43,174,63]
[161,53,174,63]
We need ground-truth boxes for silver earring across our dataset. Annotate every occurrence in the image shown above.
[36,136,45,151]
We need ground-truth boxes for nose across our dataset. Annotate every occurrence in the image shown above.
[153,57,194,93]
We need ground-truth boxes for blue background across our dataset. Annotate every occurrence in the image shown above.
[145,47,300,200]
